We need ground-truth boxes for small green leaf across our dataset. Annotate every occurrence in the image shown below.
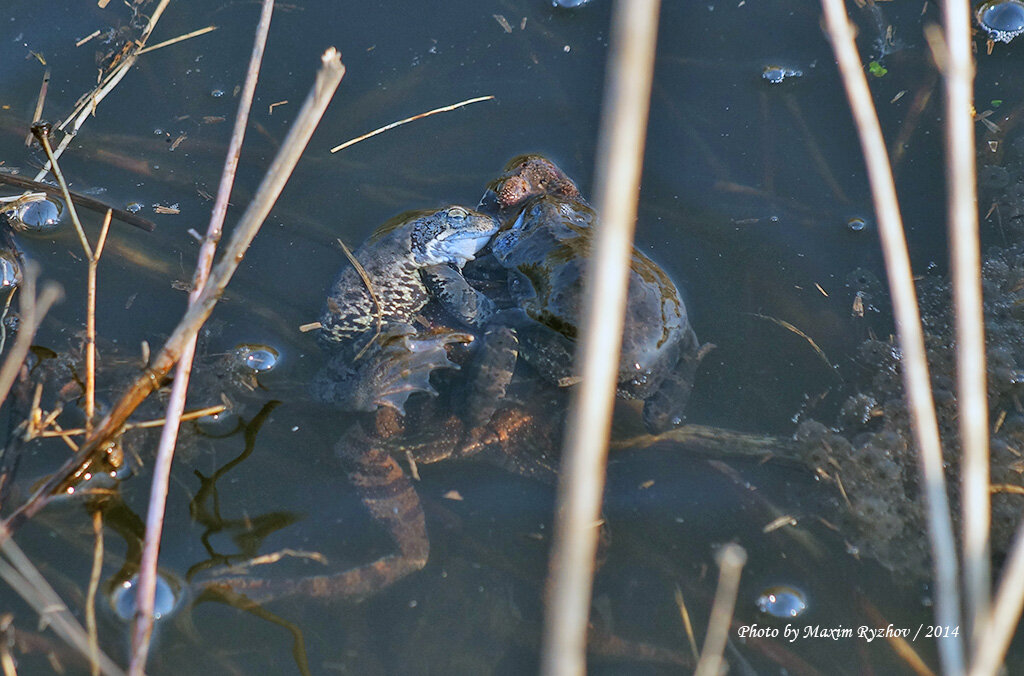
[992,99,1004,108]
[867,61,888,78]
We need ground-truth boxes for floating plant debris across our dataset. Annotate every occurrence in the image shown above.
[977,0,1024,43]
[756,585,808,619]
[762,64,803,84]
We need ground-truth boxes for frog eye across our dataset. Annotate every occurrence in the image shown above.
[446,206,469,219]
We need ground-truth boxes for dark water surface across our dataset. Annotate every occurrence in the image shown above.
[0,0,1015,673]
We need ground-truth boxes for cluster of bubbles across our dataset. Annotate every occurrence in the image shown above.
[977,0,1024,43]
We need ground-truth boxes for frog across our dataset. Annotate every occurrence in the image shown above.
[436,155,711,432]
[311,205,499,414]
[203,204,543,603]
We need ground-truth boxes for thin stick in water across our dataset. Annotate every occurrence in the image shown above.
[819,0,965,673]
[539,1,661,674]
[85,210,113,431]
[136,25,217,56]
[329,96,494,152]
[86,510,104,676]
[24,69,50,147]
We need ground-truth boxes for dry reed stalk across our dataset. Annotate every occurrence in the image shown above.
[969,528,1024,675]
[538,0,661,674]
[935,1,991,645]
[693,544,747,676]
[86,210,113,432]
[819,0,965,673]
[128,3,275,672]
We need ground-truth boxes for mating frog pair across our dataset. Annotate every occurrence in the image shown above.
[205,156,707,602]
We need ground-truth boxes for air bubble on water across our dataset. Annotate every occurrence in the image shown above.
[0,254,21,289]
[234,344,280,373]
[9,198,61,234]
[554,0,591,7]
[847,216,867,232]
[126,202,143,214]
[211,88,225,98]
[977,0,1024,43]
[111,573,179,622]
[756,585,808,618]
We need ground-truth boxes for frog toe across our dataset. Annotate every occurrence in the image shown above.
[368,331,474,414]
[641,339,714,433]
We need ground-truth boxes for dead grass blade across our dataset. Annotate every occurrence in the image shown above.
[329,95,494,153]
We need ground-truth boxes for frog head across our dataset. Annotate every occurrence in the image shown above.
[410,206,499,269]
[479,155,581,214]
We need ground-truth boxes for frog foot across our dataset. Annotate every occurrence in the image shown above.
[313,327,473,414]
[642,336,715,433]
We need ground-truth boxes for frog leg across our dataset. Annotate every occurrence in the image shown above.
[312,326,472,414]
[201,423,428,603]
[462,326,519,428]
[421,263,496,327]
[511,317,580,387]
[641,328,715,433]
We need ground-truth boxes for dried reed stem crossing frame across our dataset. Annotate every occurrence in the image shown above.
[539,0,662,674]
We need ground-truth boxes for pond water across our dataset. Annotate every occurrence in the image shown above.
[0,0,1019,674]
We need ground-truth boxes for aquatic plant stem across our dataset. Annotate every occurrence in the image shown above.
[128,2,275,672]
[1,49,344,550]
[819,1,965,673]
[937,0,991,648]
[693,544,747,676]
[539,1,661,674]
